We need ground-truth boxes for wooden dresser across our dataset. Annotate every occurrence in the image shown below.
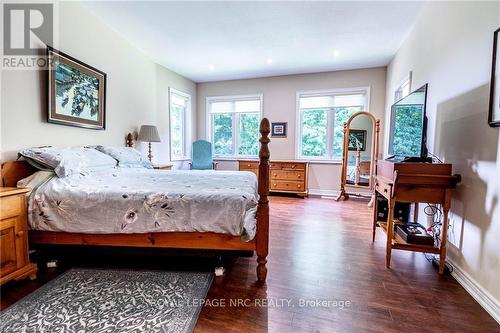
[238,160,308,197]
[0,187,37,284]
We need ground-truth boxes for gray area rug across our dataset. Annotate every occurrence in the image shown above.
[0,268,212,333]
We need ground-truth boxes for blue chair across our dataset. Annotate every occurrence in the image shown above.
[190,140,218,170]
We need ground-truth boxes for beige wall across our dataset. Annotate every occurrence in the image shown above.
[197,68,386,193]
[0,1,196,167]
[386,1,500,319]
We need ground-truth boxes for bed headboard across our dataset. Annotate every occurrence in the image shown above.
[126,132,137,147]
[1,160,37,187]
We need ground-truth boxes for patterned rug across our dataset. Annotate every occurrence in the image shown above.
[0,268,212,333]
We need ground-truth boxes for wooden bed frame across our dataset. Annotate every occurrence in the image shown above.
[0,119,271,283]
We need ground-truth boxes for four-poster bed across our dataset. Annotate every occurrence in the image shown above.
[0,119,271,283]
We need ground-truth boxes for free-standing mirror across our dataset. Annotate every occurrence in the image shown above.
[336,111,380,205]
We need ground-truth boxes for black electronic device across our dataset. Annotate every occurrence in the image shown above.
[387,84,432,163]
[395,223,434,246]
[376,196,411,223]
[394,202,411,223]
[376,196,388,221]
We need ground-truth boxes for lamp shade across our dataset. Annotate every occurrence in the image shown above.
[138,125,161,142]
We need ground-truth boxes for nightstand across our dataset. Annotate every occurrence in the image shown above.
[153,164,174,170]
[0,187,37,285]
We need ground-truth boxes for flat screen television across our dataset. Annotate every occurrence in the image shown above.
[388,84,430,162]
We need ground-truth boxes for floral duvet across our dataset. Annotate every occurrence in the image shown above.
[24,168,259,241]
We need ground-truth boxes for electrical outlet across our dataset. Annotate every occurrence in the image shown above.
[214,266,225,276]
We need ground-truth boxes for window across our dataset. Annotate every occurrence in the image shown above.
[169,88,191,160]
[296,88,369,160]
[207,95,262,157]
[394,71,412,102]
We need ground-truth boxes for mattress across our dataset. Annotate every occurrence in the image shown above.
[21,168,258,241]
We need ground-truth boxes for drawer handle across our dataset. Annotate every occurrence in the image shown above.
[273,173,277,176]
[247,164,251,167]
[297,175,301,178]
[273,183,277,186]
[291,165,295,169]
[16,231,25,237]
[297,185,301,188]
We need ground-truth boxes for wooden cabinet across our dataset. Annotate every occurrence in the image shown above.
[0,188,37,285]
[238,160,308,197]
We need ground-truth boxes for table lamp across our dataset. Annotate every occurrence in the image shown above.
[138,125,161,162]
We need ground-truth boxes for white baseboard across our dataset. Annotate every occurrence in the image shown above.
[448,259,500,324]
[308,188,372,198]
[304,193,499,323]
[308,189,339,197]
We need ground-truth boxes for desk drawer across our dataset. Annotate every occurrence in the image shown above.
[271,170,305,181]
[376,181,392,199]
[271,180,305,192]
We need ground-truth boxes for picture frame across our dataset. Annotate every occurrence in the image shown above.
[47,46,106,130]
[348,129,367,151]
[489,27,500,127]
[271,122,287,138]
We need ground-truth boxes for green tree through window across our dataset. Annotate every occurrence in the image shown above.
[213,114,233,155]
[170,104,184,157]
[301,109,327,157]
[298,91,367,160]
[238,113,259,156]
[209,96,261,157]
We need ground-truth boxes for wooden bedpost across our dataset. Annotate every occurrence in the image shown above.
[256,118,270,283]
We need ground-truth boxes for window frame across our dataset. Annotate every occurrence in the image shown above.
[295,87,371,162]
[169,87,191,161]
[206,94,263,159]
[394,71,412,102]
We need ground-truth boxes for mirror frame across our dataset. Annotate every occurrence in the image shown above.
[337,111,380,202]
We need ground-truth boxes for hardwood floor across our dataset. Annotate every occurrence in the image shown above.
[1,197,498,332]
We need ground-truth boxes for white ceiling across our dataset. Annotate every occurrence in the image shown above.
[83,1,425,83]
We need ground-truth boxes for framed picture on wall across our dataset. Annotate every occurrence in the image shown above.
[47,46,106,130]
[271,122,287,138]
[489,27,500,127]
[348,129,367,151]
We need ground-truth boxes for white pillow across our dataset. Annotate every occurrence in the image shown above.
[19,146,117,177]
[95,146,152,169]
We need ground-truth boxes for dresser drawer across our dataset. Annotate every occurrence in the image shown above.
[270,162,306,170]
[239,161,259,169]
[0,195,22,220]
[281,163,305,170]
[270,170,305,181]
[271,180,305,192]
[269,162,282,170]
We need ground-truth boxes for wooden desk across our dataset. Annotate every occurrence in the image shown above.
[372,160,461,274]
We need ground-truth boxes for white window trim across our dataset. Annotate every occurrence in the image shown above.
[206,94,263,159]
[169,87,191,161]
[394,71,413,102]
[295,86,371,162]
[385,71,413,158]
